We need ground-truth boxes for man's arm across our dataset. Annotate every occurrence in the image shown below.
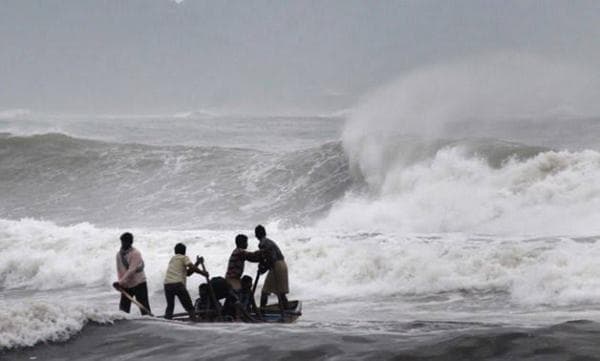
[243,249,271,273]
[186,256,208,277]
[243,249,264,263]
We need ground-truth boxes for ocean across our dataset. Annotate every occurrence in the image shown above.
[2,109,600,360]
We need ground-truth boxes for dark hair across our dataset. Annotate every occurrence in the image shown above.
[235,234,248,248]
[241,275,253,288]
[120,232,133,249]
[254,225,266,239]
[174,243,186,255]
[199,283,208,296]
[120,232,133,243]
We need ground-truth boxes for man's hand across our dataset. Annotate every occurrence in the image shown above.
[196,256,204,266]
[258,264,268,275]
[112,281,121,289]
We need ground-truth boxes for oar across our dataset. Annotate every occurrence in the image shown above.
[251,269,261,295]
[113,283,154,316]
[251,269,263,320]
[199,259,223,321]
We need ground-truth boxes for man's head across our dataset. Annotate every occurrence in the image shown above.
[199,283,208,297]
[120,232,133,250]
[241,275,253,291]
[174,243,186,255]
[254,225,266,240]
[235,234,248,249]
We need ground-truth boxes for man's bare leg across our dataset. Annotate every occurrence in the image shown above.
[260,292,269,308]
[276,293,289,319]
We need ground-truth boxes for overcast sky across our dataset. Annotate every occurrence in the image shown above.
[1,0,599,114]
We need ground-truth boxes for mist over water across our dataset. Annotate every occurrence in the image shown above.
[344,53,600,139]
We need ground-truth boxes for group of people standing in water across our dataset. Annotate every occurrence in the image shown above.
[113,225,289,321]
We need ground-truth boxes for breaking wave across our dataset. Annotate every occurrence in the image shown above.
[322,144,600,235]
[0,133,351,228]
[324,53,600,235]
[3,130,600,235]
[0,300,125,349]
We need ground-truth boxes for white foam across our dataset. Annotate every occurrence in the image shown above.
[0,219,118,290]
[278,228,600,308]
[0,219,240,294]
[322,147,600,235]
[3,217,600,336]
[0,300,126,349]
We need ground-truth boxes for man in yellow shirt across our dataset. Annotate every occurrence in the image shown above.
[164,243,207,320]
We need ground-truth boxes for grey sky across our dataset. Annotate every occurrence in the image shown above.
[1,0,599,114]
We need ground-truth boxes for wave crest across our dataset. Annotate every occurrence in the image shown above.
[0,300,125,349]
[0,134,351,228]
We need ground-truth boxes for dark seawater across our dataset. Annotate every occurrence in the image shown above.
[4,319,600,361]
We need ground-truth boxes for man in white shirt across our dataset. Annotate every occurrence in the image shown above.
[114,232,151,315]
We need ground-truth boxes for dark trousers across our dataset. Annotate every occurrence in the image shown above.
[164,282,195,319]
[119,282,151,315]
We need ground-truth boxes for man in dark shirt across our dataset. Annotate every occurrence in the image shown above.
[225,234,263,290]
[255,225,289,317]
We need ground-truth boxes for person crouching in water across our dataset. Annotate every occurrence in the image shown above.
[194,277,253,321]
[255,225,289,317]
[239,275,260,315]
[163,243,207,321]
[225,234,263,291]
[114,232,151,315]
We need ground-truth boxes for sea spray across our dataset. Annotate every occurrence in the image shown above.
[329,53,600,235]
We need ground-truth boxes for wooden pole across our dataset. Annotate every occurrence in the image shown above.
[199,259,223,321]
[113,284,154,316]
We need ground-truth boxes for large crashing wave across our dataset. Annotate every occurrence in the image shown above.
[322,142,600,235]
[0,133,351,228]
[323,53,600,235]
[3,131,600,235]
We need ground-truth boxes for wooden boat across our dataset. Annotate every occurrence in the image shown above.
[114,278,302,324]
[168,300,302,323]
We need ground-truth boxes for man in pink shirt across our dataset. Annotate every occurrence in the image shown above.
[114,232,151,315]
